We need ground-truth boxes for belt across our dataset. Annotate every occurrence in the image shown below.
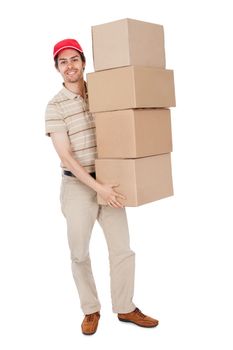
[63,170,96,179]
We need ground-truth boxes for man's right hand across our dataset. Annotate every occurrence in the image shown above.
[50,132,126,208]
[97,184,126,208]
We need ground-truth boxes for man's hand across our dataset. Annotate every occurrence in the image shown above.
[97,183,126,208]
[50,132,126,208]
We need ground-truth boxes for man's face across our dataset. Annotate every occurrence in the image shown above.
[56,49,85,84]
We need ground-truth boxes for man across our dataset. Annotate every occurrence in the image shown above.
[45,38,159,335]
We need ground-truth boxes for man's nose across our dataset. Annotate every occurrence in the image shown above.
[67,60,73,68]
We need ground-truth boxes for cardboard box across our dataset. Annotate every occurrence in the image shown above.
[87,66,176,112]
[95,154,173,207]
[95,108,172,158]
[92,18,166,71]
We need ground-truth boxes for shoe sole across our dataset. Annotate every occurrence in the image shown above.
[82,330,97,335]
[118,317,159,328]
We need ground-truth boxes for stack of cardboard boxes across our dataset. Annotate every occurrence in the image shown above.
[87,18,176,206]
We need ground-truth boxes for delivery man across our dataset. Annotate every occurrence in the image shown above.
[45,38,159,335]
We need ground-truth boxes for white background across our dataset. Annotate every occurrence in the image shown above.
[1,0,233,349]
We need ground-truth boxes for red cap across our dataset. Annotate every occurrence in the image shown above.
[53,39,83,59]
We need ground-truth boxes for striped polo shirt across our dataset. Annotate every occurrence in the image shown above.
[45,85,97,173]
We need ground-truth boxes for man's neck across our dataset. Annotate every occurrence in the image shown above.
[64,80,85,98]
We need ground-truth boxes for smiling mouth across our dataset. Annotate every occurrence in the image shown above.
[66,70,77,76]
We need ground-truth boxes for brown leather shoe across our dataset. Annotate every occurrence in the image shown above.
[118,308,159,328]
[81,311,100,335]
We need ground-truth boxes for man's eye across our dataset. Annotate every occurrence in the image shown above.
[60,61,66,65]
[72,58,79,62]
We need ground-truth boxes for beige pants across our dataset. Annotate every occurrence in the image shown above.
[60,175,136,315]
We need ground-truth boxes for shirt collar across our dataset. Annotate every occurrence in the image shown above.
[61,82,88,101]
[61,84,79,100]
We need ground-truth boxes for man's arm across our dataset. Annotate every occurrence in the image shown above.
[50,132,125,208]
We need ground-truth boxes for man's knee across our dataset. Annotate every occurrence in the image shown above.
[71,251,90,264]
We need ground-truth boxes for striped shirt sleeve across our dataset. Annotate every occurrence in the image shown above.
[45,102,67,136]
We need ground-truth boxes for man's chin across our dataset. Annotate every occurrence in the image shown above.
[66,78,80,83]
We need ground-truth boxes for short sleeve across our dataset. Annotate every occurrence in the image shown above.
[45,102,67,136]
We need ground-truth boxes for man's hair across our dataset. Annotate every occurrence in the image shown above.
[54,51,86,69]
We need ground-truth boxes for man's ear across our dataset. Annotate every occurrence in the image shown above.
[83,63,86,71]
